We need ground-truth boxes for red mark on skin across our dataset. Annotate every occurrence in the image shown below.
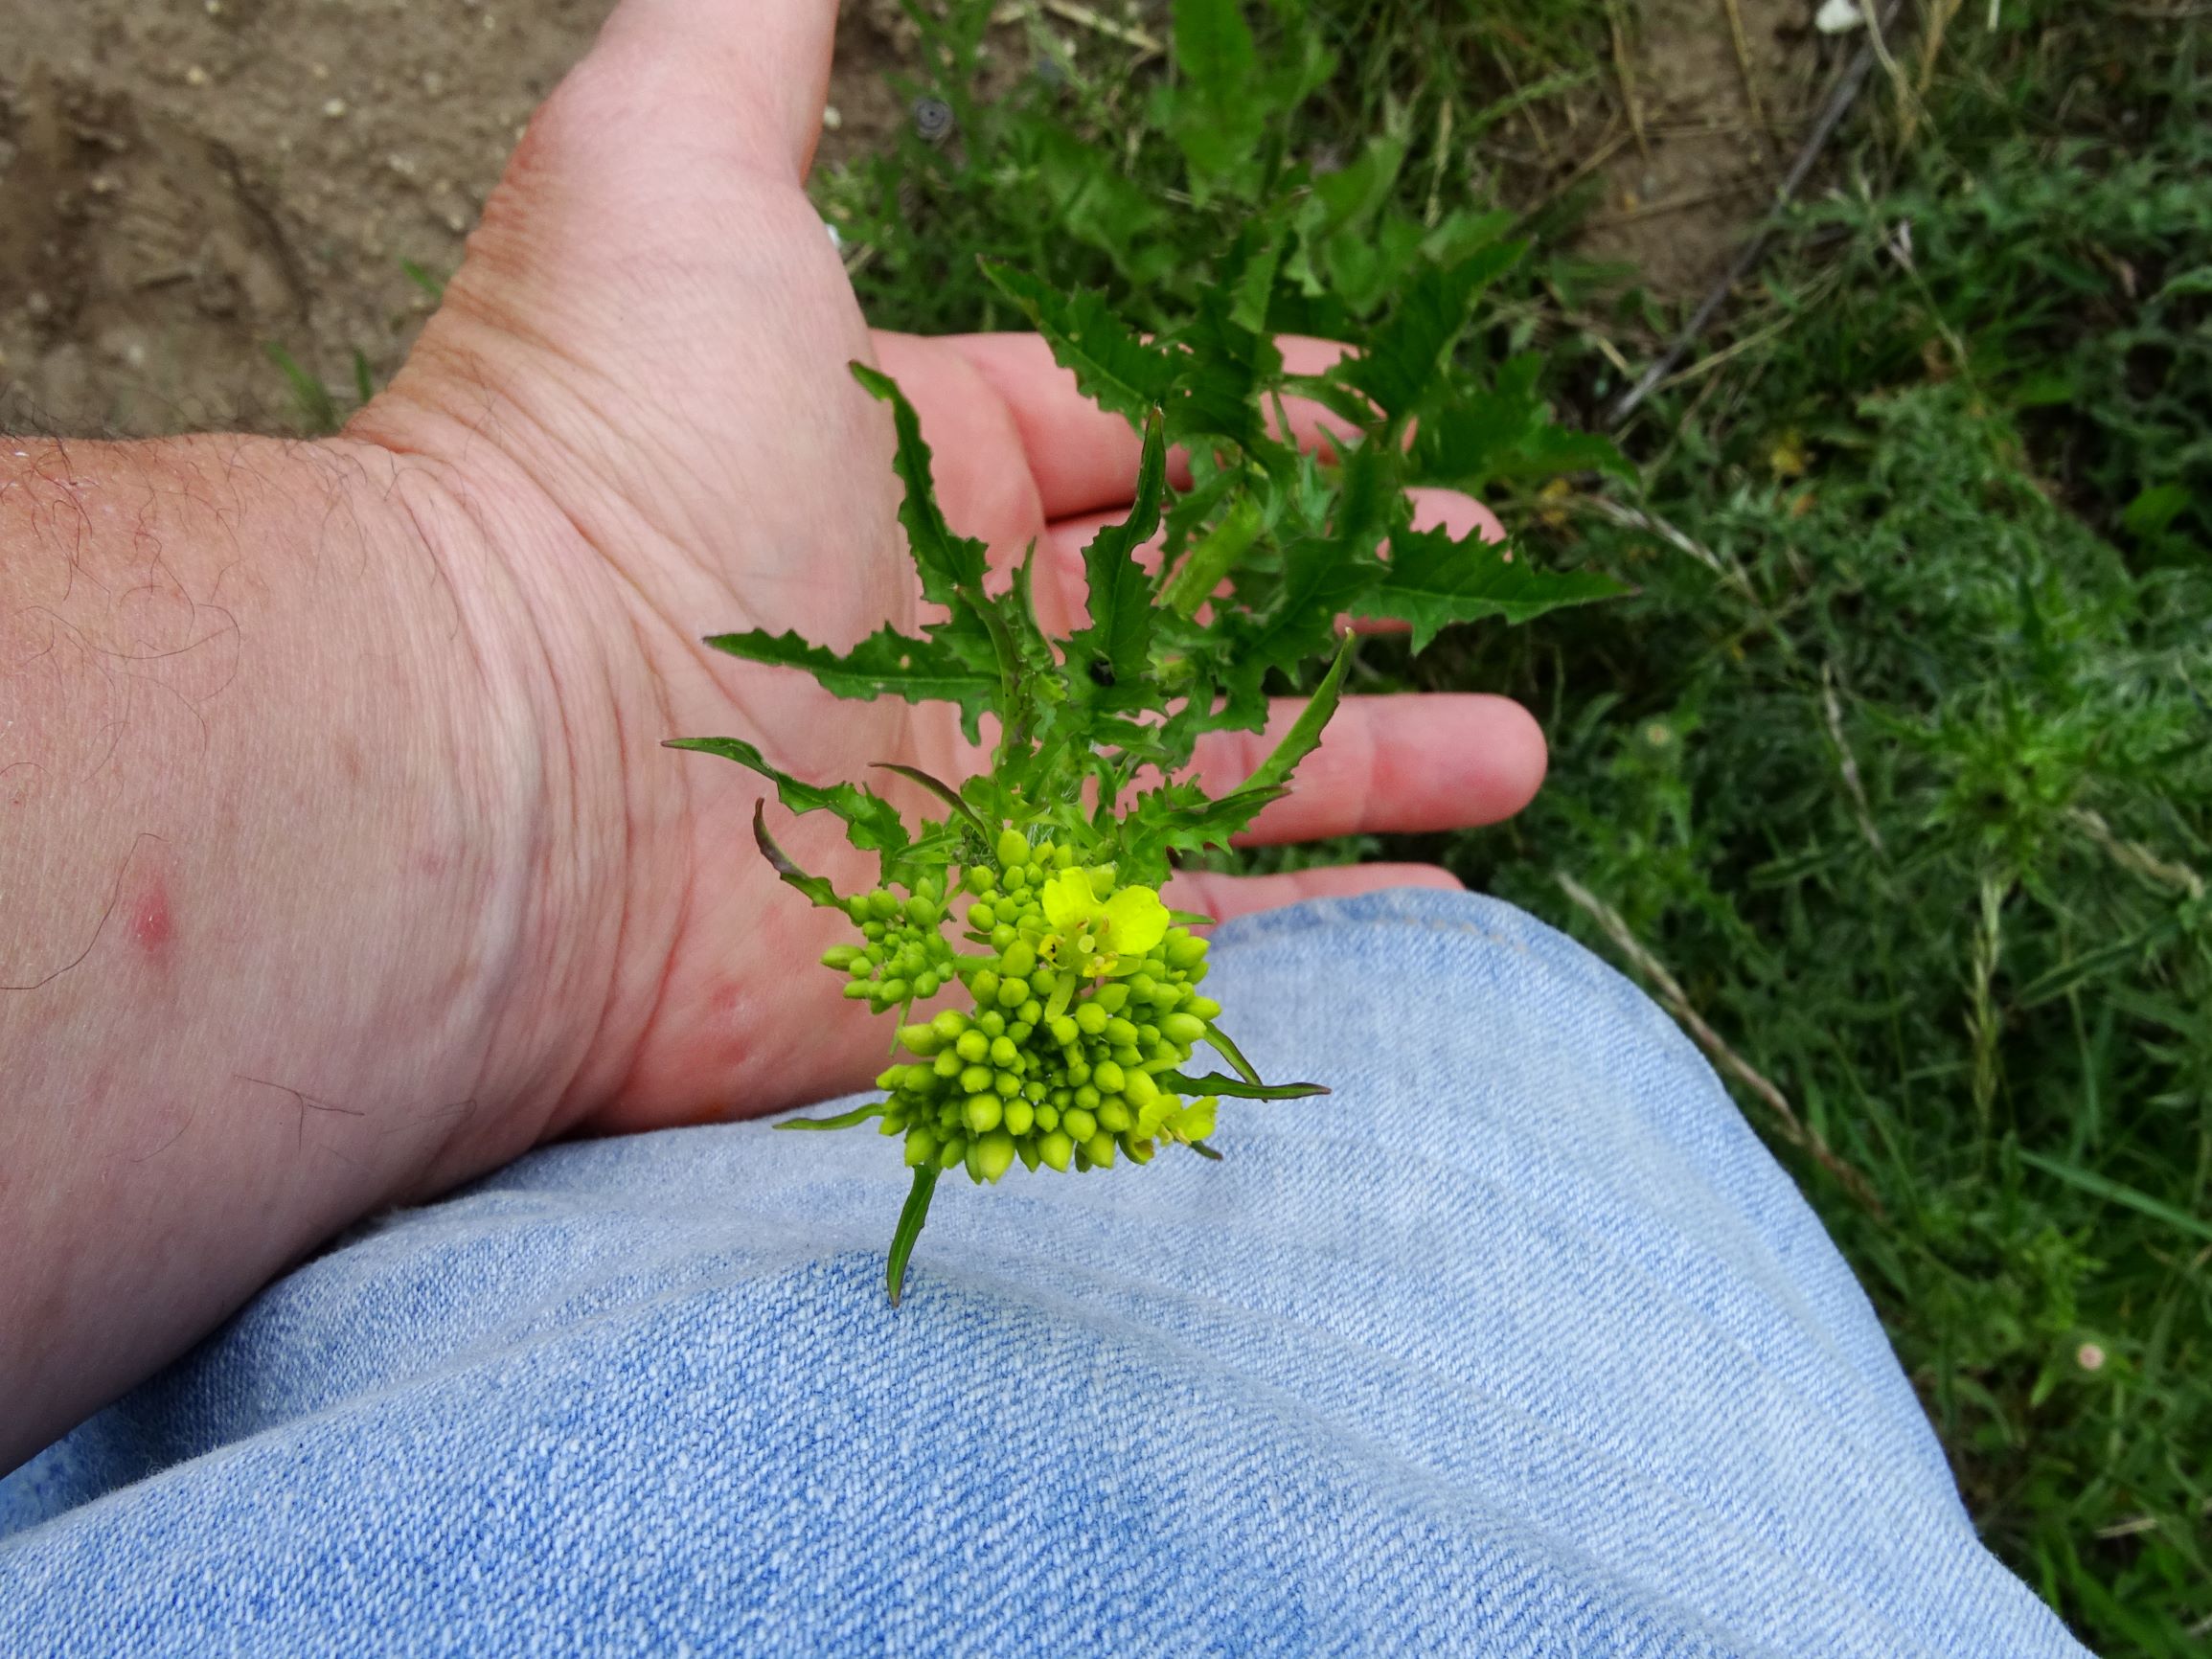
[127,872,173,961]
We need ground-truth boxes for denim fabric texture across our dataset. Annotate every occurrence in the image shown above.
[1,890,2088,1656]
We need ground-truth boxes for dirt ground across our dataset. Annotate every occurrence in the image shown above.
[0,0,1838,440]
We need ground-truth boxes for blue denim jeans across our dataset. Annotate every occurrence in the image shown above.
[1,890,2087,1655]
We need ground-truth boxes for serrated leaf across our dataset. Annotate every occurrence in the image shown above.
[1220,535,1374,724]
[850,362,989,607]
[1160,0,1265,196]
[1354,526,1629,650]
[1339,241,1524,425]
[705,625,996,727]
[747,800,840,909]
[1066,411,1167,710]
[984,264,1176,420]
[666,736,910,857]
[1239,630,1353,799]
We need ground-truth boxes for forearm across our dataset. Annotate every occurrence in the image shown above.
[0,434,585,1470]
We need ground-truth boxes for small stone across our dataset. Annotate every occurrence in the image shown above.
[422,70,445,96]
[25,290,51,321]
[205,0,223,12]
[184,65,210,87]
[323,98,348,120]
[821,103,842,130]
[311,62,331,80]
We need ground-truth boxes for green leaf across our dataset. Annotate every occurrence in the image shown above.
[1220,535,1374,723]
[1239,630,1354,798]
[745,800,841,909]
[849,362,989,606]
[886,1163,940,1307]
[872,761,990,839]
[983,264,1176,420]
[1155,1072,1330,1100]
[1355,525,1629,650]
[2120,483,2191,538]
[1199,1021,1263,1086]
[1067,411,1168,709]
[665,736,910,857]
[2019,1151,2212,1247]
[776,1101,889,1132]
[1339,241,1524,425]
[705,625,997,730]
[1160,0,1264,195]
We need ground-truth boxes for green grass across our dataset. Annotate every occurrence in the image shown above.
[820,1,2211,1649]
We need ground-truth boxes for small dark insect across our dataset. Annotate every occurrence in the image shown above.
[1088,658,1116,688]
[912,97,954,146]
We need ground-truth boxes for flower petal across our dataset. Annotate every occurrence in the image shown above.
[1102,885,1170,957]
[1041,868,1095,933]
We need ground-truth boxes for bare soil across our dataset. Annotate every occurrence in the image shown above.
[0,0,1838,440]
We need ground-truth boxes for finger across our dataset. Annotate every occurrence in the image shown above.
[1036,486,1505,635]
[1192,693,1548,843]
[1165,862,1464,923]
[591,0,837,177]
[933,332,1366,521]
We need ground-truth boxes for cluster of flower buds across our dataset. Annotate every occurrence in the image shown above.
[828,829,1222,1184]
[820,877,958,1014]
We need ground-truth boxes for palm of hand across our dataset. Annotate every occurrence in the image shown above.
[365,2,1543,1137]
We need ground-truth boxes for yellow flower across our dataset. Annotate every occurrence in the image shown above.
[1038,867,1169,980]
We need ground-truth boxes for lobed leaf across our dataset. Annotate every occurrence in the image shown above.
[666,736,910,857]
[1354,525,1630,651]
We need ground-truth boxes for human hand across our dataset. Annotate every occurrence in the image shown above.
[358,0,1547,1149]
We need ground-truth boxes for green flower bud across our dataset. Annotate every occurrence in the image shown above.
[1033,840,1057,867]
[904,1127,939,1168]
[1048,1015,1080,1047]
[1074,1003,1108,1036]
[1088,866,1115,900]
[1097,1099,1133,1133]
[1036,1103,1060,1133]
[970,969,1001,1004]
[876,1065,910,1091]
[903,894,941,926]
[896,1024,943,1057]
[1166,933,1209,969]
[1085,1131,1117,1168]
[822,944,863,970]
[1017,1139,1042,1173]
[938,1137,969,1171]
[1053,844,1078,869]
[1067,1060,1092,1086]
[955,1029,991,1063]
[1186,995,1222,1020]
[1017,998,1044,1025]
[931,1050,963,1079]
[1062,1107,1097,1142]
[1008,1021,1034,1044]
[995,976,1028,1008]
[966,866,996,896]
[875,978,910,1005]
[868,890,901,920]
[914,971,941,998]
[979,1011,1007,1037]
[975,1131,1017,1184]
[931,1010,969,1040]
[990,924,1018,950]
[964,1093,1003,1134]
[1039,1130,1075,1172]
[959,1063,993,1095]
[1000,941,1037,980]
[997,828,1031,869]
[841,981,874,1000]
[844,895,872,925]
[1094,983,1131,1015]
[1074,1084,1102,1111]
[1092,1059,1127,1095]
[994,1071,1021,1098]
[1123,1067,1159,1107]
[1004,1100,1036,1137]
[968,901,997,930]
[1110,1045,1143,1070]
[989,1034,1019,1068]
[1126,973,1156,1001]
[1161,1011,1207,1047]
[1123,1136,1155,1166]
[859,920,886,942]
[1104,1016,1140,1046]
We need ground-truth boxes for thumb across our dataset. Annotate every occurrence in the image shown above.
[583,0,840,179]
